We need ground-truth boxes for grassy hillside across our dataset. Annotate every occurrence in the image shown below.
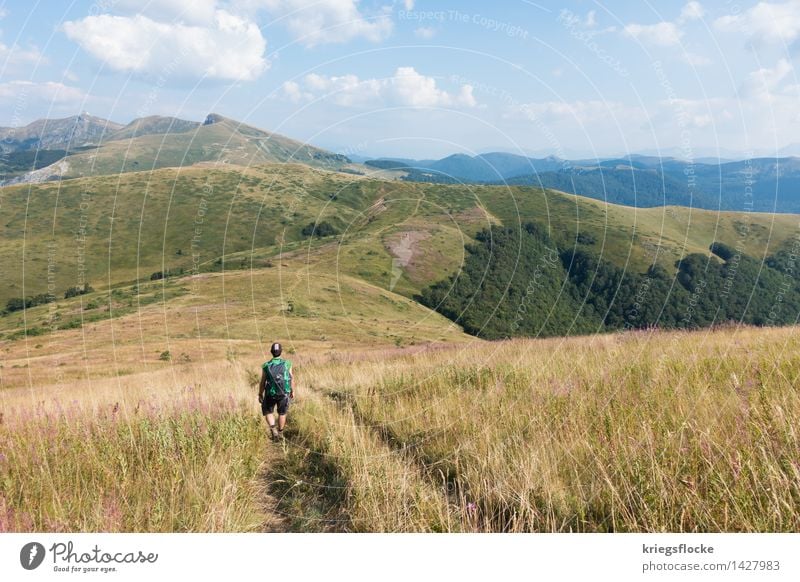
[17,115,349,180]
[2,325,799,532]
[2,163,800,312]
[3,160,800,533]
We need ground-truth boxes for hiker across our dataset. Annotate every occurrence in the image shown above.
[258,342,295,440]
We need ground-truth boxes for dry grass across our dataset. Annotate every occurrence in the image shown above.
[299,326,800,532]
[2,325,799,532]
[0,362,272,532]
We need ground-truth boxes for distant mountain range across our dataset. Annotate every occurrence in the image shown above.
[6,112,800,213]
[0,113,350,183]
[366,153,800,213]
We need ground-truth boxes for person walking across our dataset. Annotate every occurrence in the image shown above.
[258,342,295,440]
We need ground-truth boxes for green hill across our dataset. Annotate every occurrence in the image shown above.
[3,161,800,342]
[2,114,351,185]
[37,114,350,179]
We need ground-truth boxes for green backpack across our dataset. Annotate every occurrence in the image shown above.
[265,359,291,397]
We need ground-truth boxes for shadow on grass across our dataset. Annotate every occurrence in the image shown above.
[264,427,352,532]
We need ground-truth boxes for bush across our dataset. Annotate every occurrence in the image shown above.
[64,284,94,299]
[6,293,56,312]
[159,350,172,362]
[301,221,339,238]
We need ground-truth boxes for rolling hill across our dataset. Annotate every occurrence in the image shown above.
[3,121,800,536]
[1,113,350,184]
[0,113,123,153]
[370,151,800,213]
[3,159,800,343]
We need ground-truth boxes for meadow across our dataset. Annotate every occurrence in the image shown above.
[2,163,799,533]
[2,324,798,532]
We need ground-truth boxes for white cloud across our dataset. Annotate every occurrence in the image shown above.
[715,1,800,45]
[284,67,477,108]
[403,0,415,9]
[679,1,705,23]
[259,0,393,47]
[624,3,709,63]
[279,79,314,102]
[0,42,44,66]
[414,26,436,39]
[624,21,683,46]
[741,58,794,101]
[62,10,268,81]
[0,80,85,104]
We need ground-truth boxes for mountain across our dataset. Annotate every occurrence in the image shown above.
[2,158,800,309]
[365,152,565,182]
[377,151,800,213]
[0,113,123,153]
[2,113,351,184]
[108,115,201,140]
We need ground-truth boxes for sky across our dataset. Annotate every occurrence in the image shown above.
[1,0,800,159]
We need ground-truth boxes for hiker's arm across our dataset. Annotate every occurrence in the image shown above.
[258,369,267,402]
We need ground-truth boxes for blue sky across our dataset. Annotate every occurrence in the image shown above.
[1,0,800,158]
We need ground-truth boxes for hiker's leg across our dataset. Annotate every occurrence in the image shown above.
[265,412,276,428]
[276,396,290,432]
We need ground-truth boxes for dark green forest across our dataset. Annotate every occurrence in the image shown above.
[419,224,800,339]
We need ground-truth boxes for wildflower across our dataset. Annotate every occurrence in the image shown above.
[466,502,477,513]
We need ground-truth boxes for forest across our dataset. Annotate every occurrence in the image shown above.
[419,224,800,338]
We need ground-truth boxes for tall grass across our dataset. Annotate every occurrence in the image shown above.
[0,367,273,532]
[299,327,800,532]
[2,326,799,532]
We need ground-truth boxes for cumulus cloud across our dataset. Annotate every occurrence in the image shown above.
[623,3,710,63]
[715,0,800,45]
[624,2,707,45]
[259,0,393,47]
[280,79,314,102]
[62,9,268,82]
[281,67,477,108]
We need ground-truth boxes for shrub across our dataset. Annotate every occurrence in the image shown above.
[301,221,339,238]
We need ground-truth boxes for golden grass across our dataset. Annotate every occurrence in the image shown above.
[300,326,800,532]
[0,362,275,532]
[2,325,799,532]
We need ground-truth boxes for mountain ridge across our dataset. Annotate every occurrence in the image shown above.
[1,112,351,183]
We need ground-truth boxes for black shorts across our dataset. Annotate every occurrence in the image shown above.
[262,394,290,415]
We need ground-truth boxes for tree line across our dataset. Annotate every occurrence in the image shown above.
[419,224,800,339]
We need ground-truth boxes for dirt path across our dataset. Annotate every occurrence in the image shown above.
[257,440,292,532]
